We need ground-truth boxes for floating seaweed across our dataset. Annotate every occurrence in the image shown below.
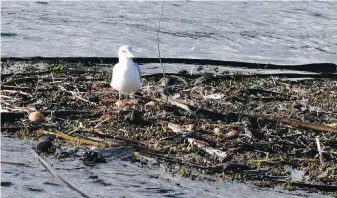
[1,58,337,196]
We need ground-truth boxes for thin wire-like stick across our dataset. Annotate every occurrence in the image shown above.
[31,149,91,198]
[157,2,168,103]
[157,2,165,75]
[58,85,97,106]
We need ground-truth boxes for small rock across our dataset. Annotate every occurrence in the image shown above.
[82,150,106,166]
[145,101,157,110]
[28,112,45,124]
[214,128,221,136]
[36,135,55,153]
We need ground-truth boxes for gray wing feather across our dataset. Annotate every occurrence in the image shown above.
[134,62,141,77]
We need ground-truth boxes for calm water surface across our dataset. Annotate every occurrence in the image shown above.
[1,1,337,64]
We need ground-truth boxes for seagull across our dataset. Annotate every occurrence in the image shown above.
[110,45,142,106]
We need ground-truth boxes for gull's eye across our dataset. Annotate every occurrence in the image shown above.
[123,50,126,53]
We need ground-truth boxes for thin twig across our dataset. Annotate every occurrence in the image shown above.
[94,119,108,128]
[31,149,92,198]
[252,114,337,133]
[188,138,230,161]
[0,103,31,113]
[58,85,98,106]
[35,129,108,147]
[1,85,52,91]
[315,136,324,166]
[0,100,15,108]
[34,76,40,97]
[0,95,14,99]
[156,95,191,112]
[0,89,33,97]
[157,2,168,104]
[0,160,28,166]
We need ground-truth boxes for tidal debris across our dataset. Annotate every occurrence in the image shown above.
[1,59,337,196]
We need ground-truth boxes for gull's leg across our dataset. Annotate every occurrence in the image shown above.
[129,92,140,105]
[116,90,124,111]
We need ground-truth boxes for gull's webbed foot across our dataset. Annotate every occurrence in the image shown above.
[115,100,126,110]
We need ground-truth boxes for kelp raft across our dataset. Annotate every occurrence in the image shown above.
[1,58,337,196]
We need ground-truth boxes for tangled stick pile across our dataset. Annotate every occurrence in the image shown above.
[1,60,337,195]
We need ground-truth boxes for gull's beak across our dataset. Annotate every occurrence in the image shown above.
[125,51,134,59]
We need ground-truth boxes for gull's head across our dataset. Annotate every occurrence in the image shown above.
[118,45,134,59]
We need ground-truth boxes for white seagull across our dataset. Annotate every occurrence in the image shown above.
[110,45,142,105]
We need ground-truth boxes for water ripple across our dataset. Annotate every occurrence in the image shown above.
[1,135,331,198]
[1,1,336,65]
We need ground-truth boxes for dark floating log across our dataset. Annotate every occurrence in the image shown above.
[2,71,337,82]
[1,57,336,73]
[144,72,337,80]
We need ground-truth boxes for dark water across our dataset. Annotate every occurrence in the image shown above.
[1,2,336,198]
[1,1,337,65]
[1,135,330,198]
